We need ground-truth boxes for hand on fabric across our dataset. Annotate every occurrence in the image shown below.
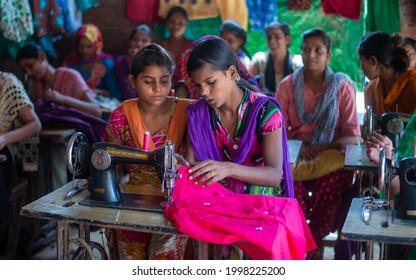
[44,88,64,103]
[174,153,189,169]
[188,160,230,186]
[365,132,393,164]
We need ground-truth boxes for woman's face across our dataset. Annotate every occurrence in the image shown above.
[130,31,152,54]
[189,65,236,109]
[359,54,378,80]
[301,36,331,73]
[77,36,95,60]
[404,44,416,70]
[266,27,290,54]
[129,65,172,106]
[220,31,243,53]
[166,12,188,38]
[18,56,46,80]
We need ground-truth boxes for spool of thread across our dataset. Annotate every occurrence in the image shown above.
[143,131,150,151]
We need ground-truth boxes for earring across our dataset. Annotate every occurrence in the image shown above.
[236,73,241,82]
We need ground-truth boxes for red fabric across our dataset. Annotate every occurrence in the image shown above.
[126,0,163,23]
[294,169,354,241]
[165,167,316,260]
[321,0,362,20]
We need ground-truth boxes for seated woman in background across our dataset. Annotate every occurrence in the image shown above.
[220,20,251,69]
[115,24,154,101]
[105,44,193,260]
[276,28,360,260]
[16,44,105,190]
[159,6,193,62]
[0,71,41,255]
[64,23,121,100]
[16,44,102,118]
[358,31,416,119]
[250,21,300,96]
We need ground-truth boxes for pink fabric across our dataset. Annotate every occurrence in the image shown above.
[165,166,316,260]
[35,67,90,100]
[276,74,360,142]
[321,0,362,21]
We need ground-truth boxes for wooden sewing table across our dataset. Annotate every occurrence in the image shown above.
[20,179,208,260]
[344,144,379,198]
[340,198,416,259]
[344,144,378,172]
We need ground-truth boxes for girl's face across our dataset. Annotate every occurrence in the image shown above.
[266,27,290,54]
[166,12,188,38]
[77,36,95,59]
[18,56,47,80]
[404,44,416,70]
[190,65,237,109]
[129,65,172,106]
[130,31,152,53]
[220,31,243,53]
[301,36,331,73]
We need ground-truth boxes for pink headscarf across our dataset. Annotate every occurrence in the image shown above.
[65,23,111,65]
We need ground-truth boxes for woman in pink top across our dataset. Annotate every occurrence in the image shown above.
[16,44,101,118]
[276,28,360,260]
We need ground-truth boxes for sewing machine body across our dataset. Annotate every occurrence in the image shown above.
[66,132,179,209]
[397,156,416,220]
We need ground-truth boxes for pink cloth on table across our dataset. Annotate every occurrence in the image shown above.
[165,166,316,260]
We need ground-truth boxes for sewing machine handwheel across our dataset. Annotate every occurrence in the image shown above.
[67,132,90,176]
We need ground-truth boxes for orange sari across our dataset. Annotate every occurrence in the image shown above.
[365,70,416,118]
[106,97,193,260]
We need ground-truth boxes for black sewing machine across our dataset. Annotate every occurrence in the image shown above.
[66,132,180,212]
[364,106,411,148]
[397,138,416,220]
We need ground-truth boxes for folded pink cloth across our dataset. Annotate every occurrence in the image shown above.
[165,166,316,260]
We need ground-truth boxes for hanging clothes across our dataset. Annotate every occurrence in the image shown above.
[215,0,248,30]
[30,0,65,38]
[126,0,163,23]
[321,0,362,20]
[288,0,312,11]
[66,0,83,33]
[74,0,97,11]
[246,0,277,32]
[0,0,34,43]
[158,0,219,20]
[365,0,400,34]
